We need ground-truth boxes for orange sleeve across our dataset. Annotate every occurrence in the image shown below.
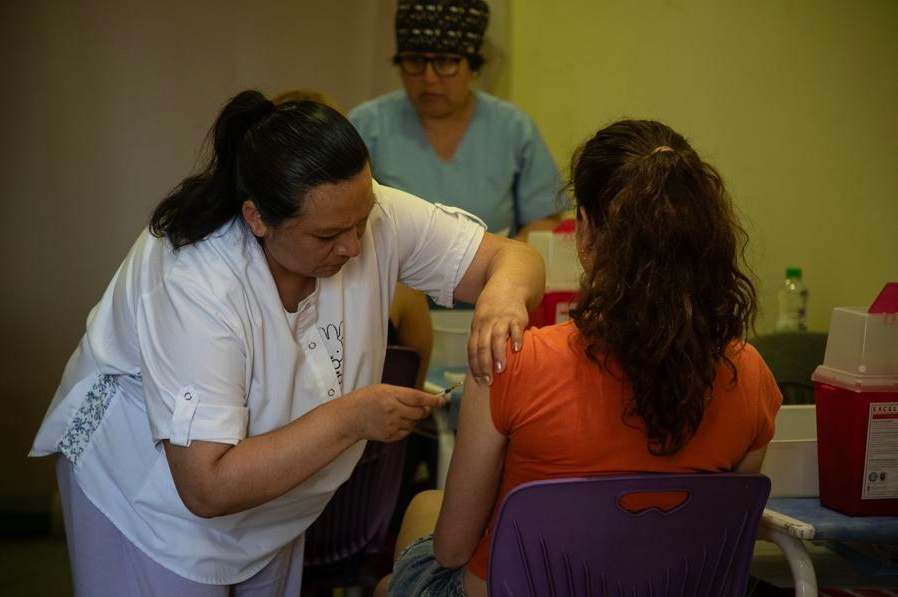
[489,330,532,436]
[751,350,783,450]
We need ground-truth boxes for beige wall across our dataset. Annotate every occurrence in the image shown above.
[510,0,898,333]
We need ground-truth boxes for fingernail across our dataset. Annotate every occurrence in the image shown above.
[514,341,521,352]
[484,375,493,386]
[496,361,504,373]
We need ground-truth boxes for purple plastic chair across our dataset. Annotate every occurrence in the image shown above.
[301,346,421,597]
[487,473,771,597]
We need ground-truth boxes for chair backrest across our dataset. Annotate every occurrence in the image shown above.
[487,473,771,597]
[752,332,828,404]
[380,344,421,389]
[302,346,421,592]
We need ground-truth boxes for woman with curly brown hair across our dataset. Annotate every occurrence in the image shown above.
[378,119,782,597]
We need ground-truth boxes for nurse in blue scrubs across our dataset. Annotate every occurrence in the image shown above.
[350,0,566,241]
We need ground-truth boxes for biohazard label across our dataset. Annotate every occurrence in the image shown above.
[862,402,898,500]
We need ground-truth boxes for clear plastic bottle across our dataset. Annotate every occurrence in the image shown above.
[775,267,809,332]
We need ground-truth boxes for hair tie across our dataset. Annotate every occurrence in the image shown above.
[651,146,674,154]
[247,100,275,127]
[259,99,275,118]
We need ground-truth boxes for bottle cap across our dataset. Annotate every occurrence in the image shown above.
[785,267,802,279]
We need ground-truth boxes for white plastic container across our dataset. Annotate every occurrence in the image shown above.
[761,405,819,498]
[528,224,582,327]
[430,309,474,369]
[527,229,581,291]
[813,307,898,391]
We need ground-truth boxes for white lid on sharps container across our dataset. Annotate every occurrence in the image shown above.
[811,299,898,392]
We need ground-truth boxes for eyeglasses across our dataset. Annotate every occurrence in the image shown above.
[395,54,463,77]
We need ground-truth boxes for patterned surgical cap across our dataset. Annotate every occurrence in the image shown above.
[395,0,490,56]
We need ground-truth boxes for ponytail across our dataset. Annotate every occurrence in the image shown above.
[569,120,756,456]
[150,91,273,248]
[150,89,368,248]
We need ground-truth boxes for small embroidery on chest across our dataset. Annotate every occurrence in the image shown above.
[319,321,345,386]
[58,374,120,464]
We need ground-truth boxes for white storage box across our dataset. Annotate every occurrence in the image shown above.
[430,309,474,369]
[761,405,819,498]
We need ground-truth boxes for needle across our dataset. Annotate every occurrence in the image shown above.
[436,380,464,400]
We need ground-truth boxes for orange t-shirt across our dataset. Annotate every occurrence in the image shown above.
[466,321,782,580]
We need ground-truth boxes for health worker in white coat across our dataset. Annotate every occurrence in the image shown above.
[29,89,545,597]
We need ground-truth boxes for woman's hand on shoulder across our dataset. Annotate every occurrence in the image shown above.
[342,384,446,442]
[454,233,545,385]
[467,298,528,385]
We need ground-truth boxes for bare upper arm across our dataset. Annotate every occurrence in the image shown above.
[453,233,505,305]
[433,374,506,568]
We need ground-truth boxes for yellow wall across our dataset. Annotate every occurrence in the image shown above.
[509,0,898,333]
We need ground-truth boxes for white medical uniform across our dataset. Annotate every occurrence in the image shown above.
[30,182,485,584]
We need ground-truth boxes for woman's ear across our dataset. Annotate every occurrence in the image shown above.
[241,200,268,238]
